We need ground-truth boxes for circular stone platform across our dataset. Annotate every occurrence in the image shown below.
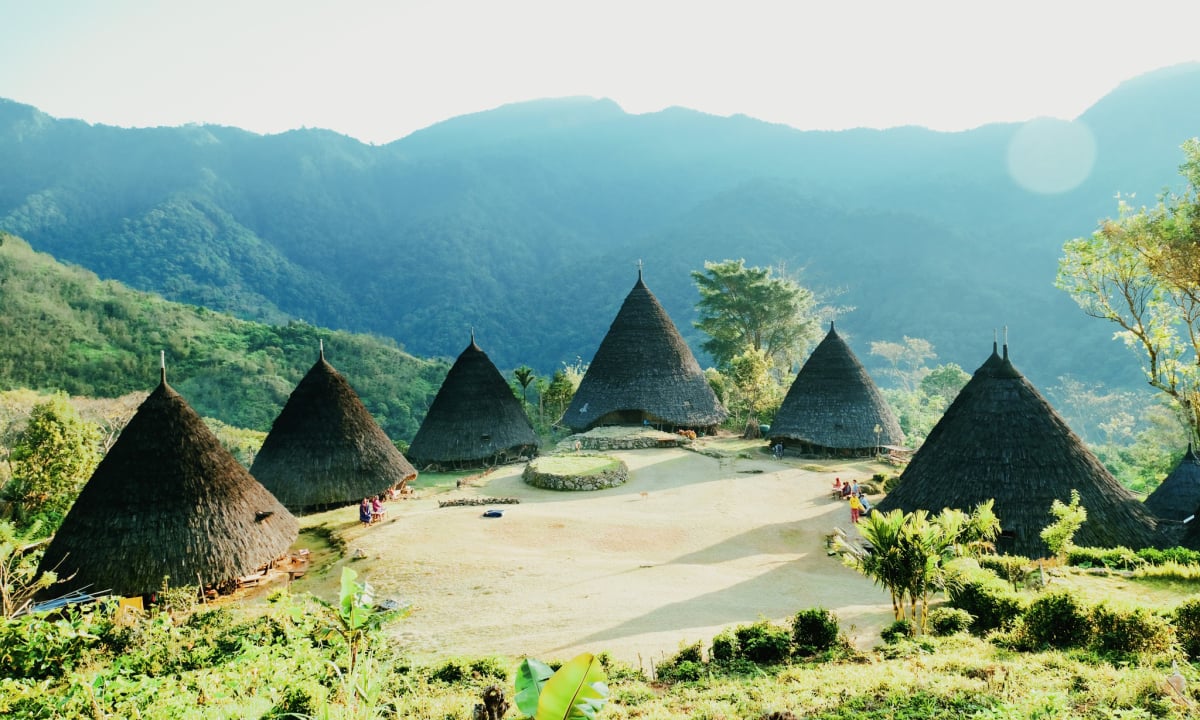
[522,454,629,491]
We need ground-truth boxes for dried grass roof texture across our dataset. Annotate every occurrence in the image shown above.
[407,337,539,467]
[769,322,904,450]
[39,370,298,598]
[1145,444,1200,522]
[875,343,1161,558]
[563,272,727,432]
[251,349,417,511]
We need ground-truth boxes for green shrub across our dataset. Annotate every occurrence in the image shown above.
[791,608,840,656]
[429,658,469,684]
[1138,546,1200,566]
[880,619,914,644]
[1089,604,1175,658]
[1021,590,1091,649]
[946,566,1024,633]
[927,607,973,636]
[1131,561,1200,581]
[735,619,792,665]
[710,629,738,663]
[1175,598,1200,658]
[1065,545,1145,570]
[976,555,1032,589]
[656,641,707,683]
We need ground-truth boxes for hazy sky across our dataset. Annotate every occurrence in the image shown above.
[3,0,1199,144]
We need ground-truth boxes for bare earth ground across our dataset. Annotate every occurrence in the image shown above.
[291,441,896,668]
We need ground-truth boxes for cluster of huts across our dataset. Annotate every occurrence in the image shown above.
[33,270,1200,600]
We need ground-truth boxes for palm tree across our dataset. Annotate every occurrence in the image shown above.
[854,509,910,621]
[513,366,536,407]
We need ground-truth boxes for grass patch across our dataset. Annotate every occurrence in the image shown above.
[529,454,621,476]
[410,470,474,490]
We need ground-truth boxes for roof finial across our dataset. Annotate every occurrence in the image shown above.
[319,338,324,361]
[1003,325,1009,360]
[160,350,166,384]
[829,319,835,333]
[637,258,643,281]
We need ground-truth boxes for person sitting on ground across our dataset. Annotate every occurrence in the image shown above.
[840,479,852,498]
[371,495,385,523]
[359,497,372,526]
[858,492,872,517]
[832,477,843,499]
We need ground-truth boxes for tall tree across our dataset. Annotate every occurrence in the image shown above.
[1057,139,1200,442]
[692,259,819,371]
[513,365,536,407]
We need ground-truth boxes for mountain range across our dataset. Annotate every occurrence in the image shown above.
[3,63,1200,394]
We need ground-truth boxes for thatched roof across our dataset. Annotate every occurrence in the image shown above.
[1145,444,1200,522]
[251,348,417,511]
[769,322,904,453]
[407,336,539,469]
[38,370,298,598]
[875,342,1161,558]
[562,272,727,432]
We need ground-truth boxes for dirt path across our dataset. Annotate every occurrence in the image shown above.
[292,445,895,667]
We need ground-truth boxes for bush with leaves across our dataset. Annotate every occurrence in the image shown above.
[1065,546,1145,570]
[1020,590,1091,650]
[791,608,841,656]
[1089,604,1175,658]
[1137,546,1200,566]
[1174,598,1200,659]
[976,554,1033,590]
[945,559,1024,634]
[710,628,738,663]
[735,619,793,665]
[880,619,915,644]
[1040,489,1086,560]
[927,607,973,636]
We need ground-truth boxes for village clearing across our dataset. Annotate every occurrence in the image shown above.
[288,437,899,668]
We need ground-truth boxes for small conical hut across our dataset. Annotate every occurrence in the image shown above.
[563,271,727,432]
[769,322,904,455]
[1145,444,1200,522]
[875,341,1160,558]
[38,365,298,598]
[251,346,417,511]
[406,336,540,470]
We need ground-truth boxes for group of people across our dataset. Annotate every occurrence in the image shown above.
[359,495,387,526]
[832,476,871,524]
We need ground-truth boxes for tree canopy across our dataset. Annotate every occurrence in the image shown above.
[691,259,819,371]
[1057,139,1200,442]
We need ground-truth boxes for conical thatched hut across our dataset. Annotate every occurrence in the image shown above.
[406,336,540,470]
[875,342,1160,557]
[251,346,418,511]
[769,322,904,455]
[1145,444,1200,522]
[38,366,298,598]
[563,271,727,432]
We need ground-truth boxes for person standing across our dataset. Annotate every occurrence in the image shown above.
[848,493,863,524]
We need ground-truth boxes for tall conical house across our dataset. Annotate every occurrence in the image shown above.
[407,335,540,470]
[251,345,417,511]
[1145,444,1200,522]
[769,322,904,455]
[38,361,298,598]
[563,270,727,432]
[875,341,1160,557]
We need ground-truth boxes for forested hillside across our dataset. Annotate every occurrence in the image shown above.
[2,64,1199,390]
[0,233,445,440]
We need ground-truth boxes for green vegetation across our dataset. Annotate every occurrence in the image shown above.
[2,394,99,530]
[0,234,446,441]
[530,455,621,476]
[1058,139,1200,443]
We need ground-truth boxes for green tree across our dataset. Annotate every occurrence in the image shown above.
[513,365,536,407]
[1057,139,1200,442]
[2,394,101,529]
[726,346,783,437]
[919,363,970,404]
[692,259,820,371]
[1041,489,1087,561]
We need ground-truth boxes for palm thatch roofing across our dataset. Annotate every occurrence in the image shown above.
[1145,444,1200,522]
[38,370,298,598]
[406,336,540,469]
[769,322,904,454]
[563,271,727,432]
[250,348,417,511]
[874,342,1161,558]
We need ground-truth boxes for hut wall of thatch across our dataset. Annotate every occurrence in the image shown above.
[563,273,726,432]
[38,375,298,598]
[875,345,1161,557]
[769,322,904,454]
[407,338,540,470]
[1145,444,1200,522]
[251,351,417,512]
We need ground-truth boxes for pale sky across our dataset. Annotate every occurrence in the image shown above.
[2,0,1199,145]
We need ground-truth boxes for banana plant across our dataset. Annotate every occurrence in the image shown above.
[514,652,609,720]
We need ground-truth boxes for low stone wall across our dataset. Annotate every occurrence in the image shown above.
[522,456,629,491]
